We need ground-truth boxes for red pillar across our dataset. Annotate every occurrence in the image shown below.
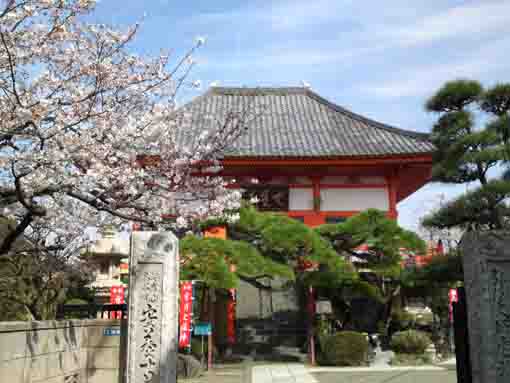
[387,169,399,220]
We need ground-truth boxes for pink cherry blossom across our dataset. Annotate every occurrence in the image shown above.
[0,1,246,255]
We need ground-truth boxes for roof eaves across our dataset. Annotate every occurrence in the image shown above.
[303,89,432,142]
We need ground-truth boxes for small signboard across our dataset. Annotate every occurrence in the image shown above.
[103,328,121,336]
[194,322,212,336]
[316,300,333,315]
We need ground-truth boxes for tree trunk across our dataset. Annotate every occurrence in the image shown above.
[382,285,401,344]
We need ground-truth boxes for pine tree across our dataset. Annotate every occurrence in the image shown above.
[422,80,510,230]
[315,209,426,333]
[180,205,355,289]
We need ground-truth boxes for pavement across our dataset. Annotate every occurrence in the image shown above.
[181,361,457,383]
[251,363,457,383]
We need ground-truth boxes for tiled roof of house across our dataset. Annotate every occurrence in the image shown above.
[173,87,434,158]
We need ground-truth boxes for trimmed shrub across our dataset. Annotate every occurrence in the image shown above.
[390,330,431,354]
[64,298,89,305]
[390,353,432,366]
[391,310,415,330]
[320,331,369,366]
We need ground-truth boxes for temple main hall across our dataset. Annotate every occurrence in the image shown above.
[177,86,434,224]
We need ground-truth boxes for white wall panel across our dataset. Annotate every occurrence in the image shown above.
[320,188,389,211]
[289,188,314,210]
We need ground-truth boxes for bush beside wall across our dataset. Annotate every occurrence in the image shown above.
[390,330,431,354]
[319,331,368,366]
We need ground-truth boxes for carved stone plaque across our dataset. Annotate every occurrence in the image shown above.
[461,231,510,383]
[126,232,179,383]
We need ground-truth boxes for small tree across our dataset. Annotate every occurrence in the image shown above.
[315,209,426,334]
[0,218,91,320]
[422,79,510,231]
[401,251,463,357]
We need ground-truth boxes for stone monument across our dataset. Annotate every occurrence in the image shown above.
[125,232,179,383]
[461,231,510,383]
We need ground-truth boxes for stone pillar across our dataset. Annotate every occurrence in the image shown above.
[461,231,510,383]
[125,232,179,383]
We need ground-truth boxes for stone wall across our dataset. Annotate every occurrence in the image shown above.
[0,319,124,383]
[461,231,510,383]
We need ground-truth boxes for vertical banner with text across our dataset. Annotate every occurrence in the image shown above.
[227,265,236,345]
[109,286,125,319]
[179,281,194,348]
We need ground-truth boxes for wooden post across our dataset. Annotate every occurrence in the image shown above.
[207,287,214,370]
[308,286,316,366]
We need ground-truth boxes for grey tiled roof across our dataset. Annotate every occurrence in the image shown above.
[174,87,434,158]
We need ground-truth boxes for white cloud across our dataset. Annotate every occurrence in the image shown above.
[386,0,510,47]
[186,0,354,31]
[358,35,510,99]
[201,48,354,71]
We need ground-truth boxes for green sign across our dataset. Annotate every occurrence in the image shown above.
[194,322,211,336]
[103,328,121,336]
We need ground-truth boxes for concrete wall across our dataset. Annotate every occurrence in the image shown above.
[0,319,124,383]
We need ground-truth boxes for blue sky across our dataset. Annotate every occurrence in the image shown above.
[91,0,510,233]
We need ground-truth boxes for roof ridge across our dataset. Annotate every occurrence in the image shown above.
[209,86,308,96]
[303,89,430,141]
[206,86,430,141]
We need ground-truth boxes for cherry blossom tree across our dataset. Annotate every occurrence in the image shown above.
[0,0,250,255]
[0,216,93,319]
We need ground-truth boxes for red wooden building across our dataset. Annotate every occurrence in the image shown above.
[175,86,435,360]
[178,87,434,224]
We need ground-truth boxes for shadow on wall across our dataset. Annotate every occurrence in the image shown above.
[0,319,123,383]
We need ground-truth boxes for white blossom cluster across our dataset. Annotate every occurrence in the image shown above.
[0,1,245,254]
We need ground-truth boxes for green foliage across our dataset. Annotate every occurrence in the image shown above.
[402,252,463,286]
[180,235,293,289]
[231,206,355,286]
[480,84,510,116]
[64,298,89,305]
[390,353,432,366]
[422,179,510,230]
[317,209,426,270]
[425,79,510,230]
[319,331,369,366]
[346,280,383,302]
[0,251,90,320]
[391,310,416,331]
[426,79,482,112]
[234,206,339,264]
[390,330,431,354]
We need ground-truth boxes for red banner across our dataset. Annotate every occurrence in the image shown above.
[109,286,125,319]
[227,288,236,344]
[227,265,236,345]
[179,281,194,348]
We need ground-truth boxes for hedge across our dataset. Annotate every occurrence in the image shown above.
[320,331,369,366]
[390,330,431,355]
